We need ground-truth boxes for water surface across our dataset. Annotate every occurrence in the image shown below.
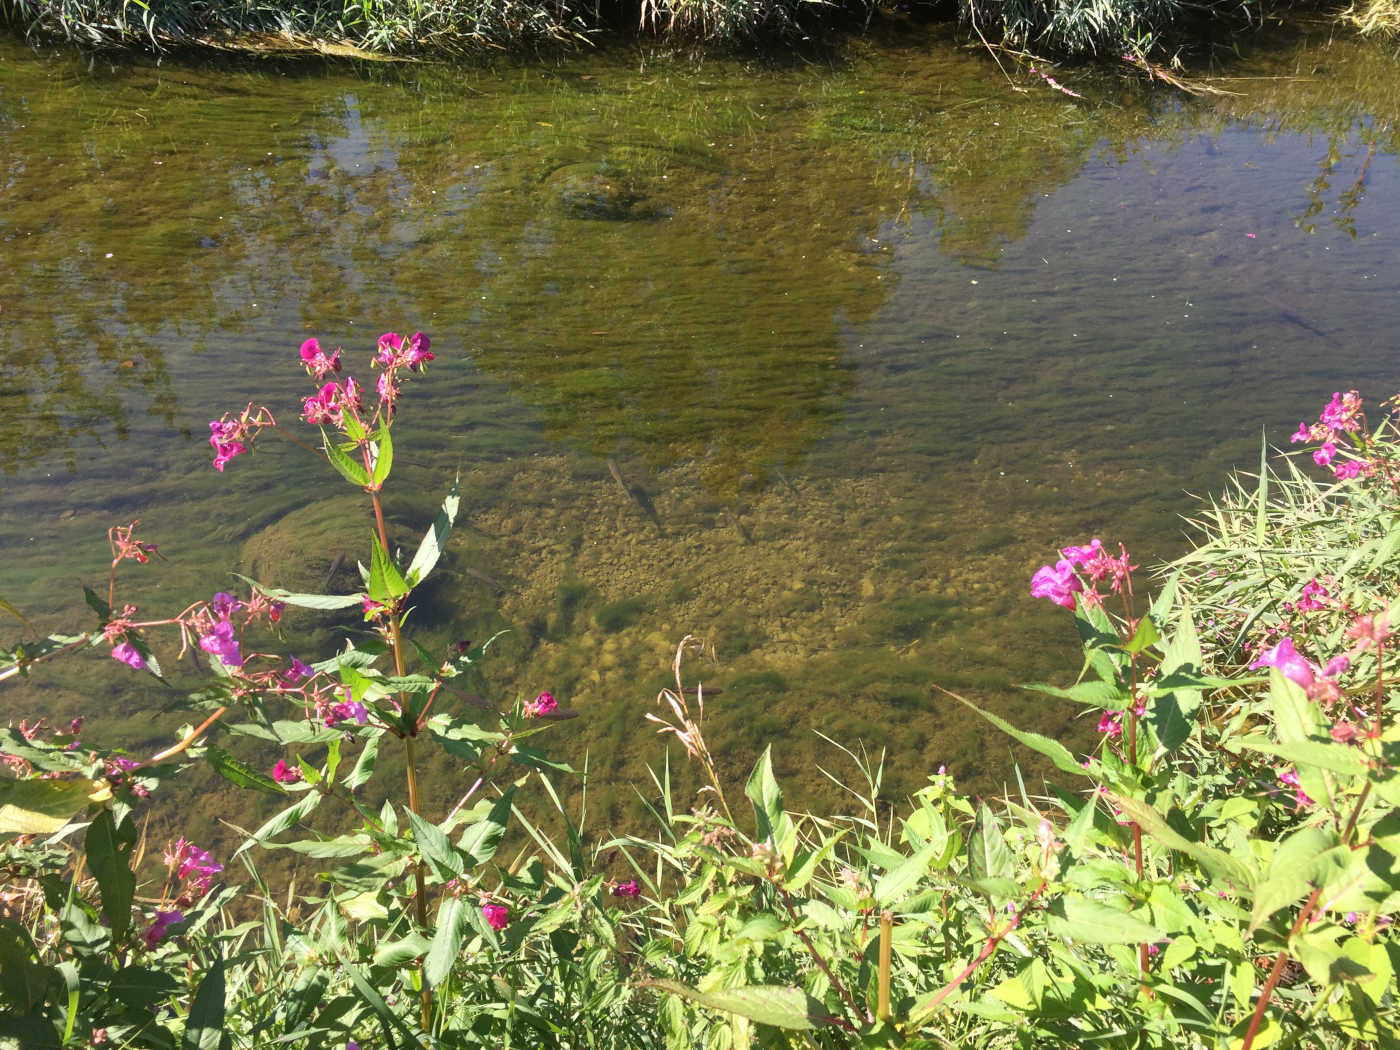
[2,28,1398,835]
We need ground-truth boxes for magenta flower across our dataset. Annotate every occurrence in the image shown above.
[325,701,369,728]
[283,657,314,682]
[524,691,558,718]
[272,759,303,784]
[1096,712,1123,738]
[404,331,433,370]
[1060,538,1103,566]
[1249,638,1318,693]
[1333,459,1367,480]
[198,620,243,669]
[1030,560,1081,608]
[482,903,509,930]
[1313,442,1337,467]
[143,909,184,948]
[376,331,404,365]
[612,880,641,899]
[210,592,243,618]
[299,338,342,379]
[110,642,147,670]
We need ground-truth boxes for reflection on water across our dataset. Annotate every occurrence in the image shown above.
[1,28,1398,832]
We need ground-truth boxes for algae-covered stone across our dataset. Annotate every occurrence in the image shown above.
[239,497,369,598]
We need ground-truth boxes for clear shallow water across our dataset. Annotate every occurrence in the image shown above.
[2,27,1398,834]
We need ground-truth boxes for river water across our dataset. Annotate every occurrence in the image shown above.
[2,26,1397,835]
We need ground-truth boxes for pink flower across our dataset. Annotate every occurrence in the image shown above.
[299,338,342,379]
[524,691,558,718]
[272,759,303,784]
[208,419,248,471]
[1249,638,1317,693]
[1290,422,1311,444]
[325,701,369,728]
[1030,560,1081,608]
[612,880,640,899]
[283,657,314,682]
[482,903,509,930]
[143,909,184,948]
[376,332,404,366]
[404,332,433,371]
[165,838,222,894]
[1096,712,1122,738]
[1333,459,1367,480]
[110,642,147,670]
[1060,539,1103,566]
[198,620,243,669]
[1313,442,1337,467]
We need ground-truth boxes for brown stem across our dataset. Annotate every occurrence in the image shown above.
[143,707,227,766]
[1240,888,1322,1050]
[877,910,893,1022]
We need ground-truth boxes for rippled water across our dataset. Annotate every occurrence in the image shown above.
[2,27,1398,835]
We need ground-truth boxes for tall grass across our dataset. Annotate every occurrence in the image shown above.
[0,0,1329,55]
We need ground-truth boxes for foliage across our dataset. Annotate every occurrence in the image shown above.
[3,369,1399,1049]
[0,0,1354,59]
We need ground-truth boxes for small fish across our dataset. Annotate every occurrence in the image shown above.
[321,551,347,592]
[607,457,666,535]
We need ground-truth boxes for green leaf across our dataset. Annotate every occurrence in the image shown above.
[1251,827,1350,932]
[945,691,1097,779]
[641,980,818,1031]
[111,965,179,1012]
[343,734,379,791]
[0,920,52,1013]
[344,962,425,1049]
[1047,897,1164,945]
[746,745,785,845]
[86,811,136,942]
[1268,672,1323,744]
[425,897,468,988]
[1123,614,1160,655]
[368,531,410,603]
[458,789,514,866]
[408,809,463,879]
[321,428,370,487]
[82,585,112,623]
[234,792,322,856]
[206,746,285,796]
[875,840,940,907]
[1021,679,1128,710]
[784,831,844,893]
[967,804,1014,884]
[0,778,99,835]
[1229,736,1368,778]
[371,425,393,487]
[182,957,227,1050]
[1108,793,1253,888]
[406,479,460,587]
[372,933,432,968]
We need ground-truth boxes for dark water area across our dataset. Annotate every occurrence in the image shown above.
[2,27,1399,841]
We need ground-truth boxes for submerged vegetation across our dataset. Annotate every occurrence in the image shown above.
[2,334,1399,1047]
[1,0,1393,61]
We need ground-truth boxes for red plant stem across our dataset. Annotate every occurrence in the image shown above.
[1240,888,1322,1050]
[916,886,1042,1019]
[779,887,865,1026]
[1127,646,1147,977]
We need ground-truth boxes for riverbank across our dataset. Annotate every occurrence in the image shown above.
[3,0,1392,64]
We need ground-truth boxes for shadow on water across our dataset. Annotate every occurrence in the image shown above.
[1,25,1398,839]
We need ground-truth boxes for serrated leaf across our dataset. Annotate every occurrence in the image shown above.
[342,734,379,791]
[371,425,393,487]
[642,979,817,1030]
[408,809,463,879]
[206,746,285,796]
[368,531,410,603]
[945,691,1098,779]
[875,841,940,908]
[1021,679,1128,710]
[746,745,784,845]
[406,479,460,587]
[1108,793,1252,888]
[1251,827,1350,932]
[1047,897,1164,945]
[321,428,370,487]
[0,778,99,835]
[1230,736,1368,778]
[458,789,514,866]
[1123,614,1160,654]
[82,585,112,623]
[425,897,467,988]
[234,792,321,856]
[967,804,1013,884]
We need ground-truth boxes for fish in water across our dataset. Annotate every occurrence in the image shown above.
[607,457,666,535]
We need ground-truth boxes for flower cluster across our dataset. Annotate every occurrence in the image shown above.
[162,838,222,904]
[612,879,641,899]
[1249,638,1347,706]
[196,592,245,669]
[1290,390,1372,480]
[372,331,433,419]
[523,691,557,718]
[299,337,342,379]
[271,759,303,783]
[1030,538,1136,609]
[207,404,276,473]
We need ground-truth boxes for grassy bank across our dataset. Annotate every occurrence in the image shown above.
[0,0,1375,62]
